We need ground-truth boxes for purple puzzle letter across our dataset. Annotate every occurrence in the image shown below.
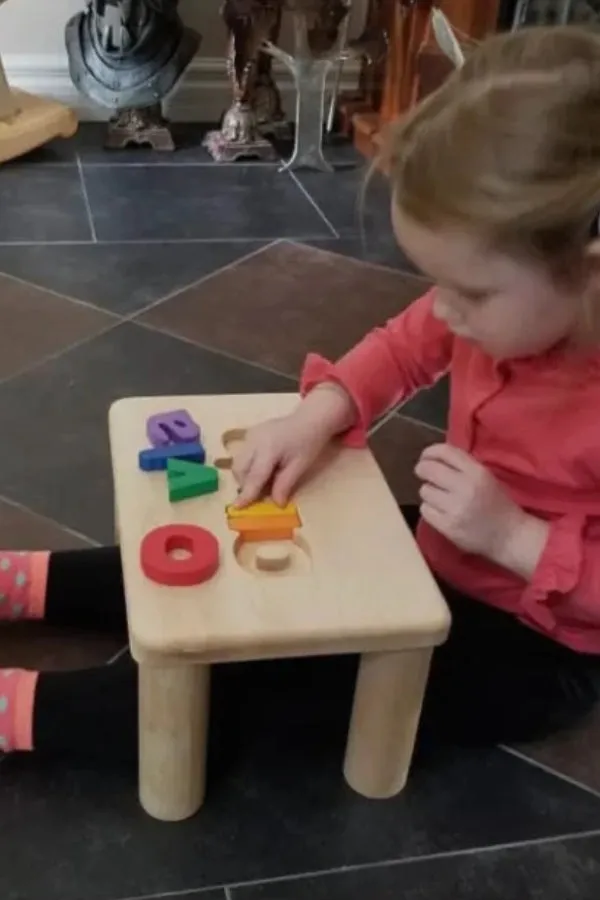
[146,409,201,447]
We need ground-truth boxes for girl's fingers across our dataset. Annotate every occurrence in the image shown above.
[271,457,305,506]
[420,443,471,472]
[234,454,277,508]
[419,482,451,513]
[415,458,457,491]
[419,501,446,533]
[231,446,254,484]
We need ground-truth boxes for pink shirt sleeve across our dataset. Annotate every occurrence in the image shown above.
[300,288,454,445]
[521,515,600,633]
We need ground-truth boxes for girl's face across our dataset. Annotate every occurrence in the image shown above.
[392,204,582,360]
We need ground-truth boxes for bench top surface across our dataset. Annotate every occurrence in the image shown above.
[109,394,449,664]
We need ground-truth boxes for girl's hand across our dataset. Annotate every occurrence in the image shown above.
[414,444,524,561]
[232,385,356,507]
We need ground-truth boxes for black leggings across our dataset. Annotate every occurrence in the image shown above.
[402,506,600,747]
[18,523,600,760]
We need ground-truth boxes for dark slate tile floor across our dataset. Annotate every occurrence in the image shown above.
[0,241,268,315]
[0,165,93,242]
[83,165,336,242]
[232,833,600,900]
[0,123,598,900]
[3,739,600,900]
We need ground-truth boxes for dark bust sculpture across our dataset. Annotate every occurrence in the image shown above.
[66,0,200,148]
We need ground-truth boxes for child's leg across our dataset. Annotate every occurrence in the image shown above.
[0,547,126,634]
[420,587,600,746]
[399,506,600,746]
[0,654,137,760]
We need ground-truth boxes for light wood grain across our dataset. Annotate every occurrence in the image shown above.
[344,647,433,797]
[0,87,77,163]
[139,663,210,821]
[256,541,292,572]
[0,57,18,120]
[109,394,450,666]
[110,393,450,818]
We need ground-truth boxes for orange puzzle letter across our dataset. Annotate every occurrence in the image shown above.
[242,529,295,543]
[228,514,299,534]
[226,500,301,525]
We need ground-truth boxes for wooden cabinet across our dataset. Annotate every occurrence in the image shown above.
[342,0,501,161]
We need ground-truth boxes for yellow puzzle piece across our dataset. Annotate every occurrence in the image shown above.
[226,500,301,524]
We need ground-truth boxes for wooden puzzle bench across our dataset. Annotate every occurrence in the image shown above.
[109,393,450,822]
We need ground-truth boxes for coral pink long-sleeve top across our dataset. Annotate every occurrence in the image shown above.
[302,289,600,654]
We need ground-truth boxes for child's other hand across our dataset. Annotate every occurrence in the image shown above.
[414,444,523,560]
[232,385,355,508]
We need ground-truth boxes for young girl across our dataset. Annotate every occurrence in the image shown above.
[232,24,600,747]
[4,24,600,764]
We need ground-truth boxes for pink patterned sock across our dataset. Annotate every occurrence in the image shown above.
[0,551,50,621]
[0,669,38,752]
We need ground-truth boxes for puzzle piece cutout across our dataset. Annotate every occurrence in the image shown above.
[256,542,291,572]
[167,459,219,503]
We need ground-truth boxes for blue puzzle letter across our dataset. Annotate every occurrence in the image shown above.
[138,441,206,472]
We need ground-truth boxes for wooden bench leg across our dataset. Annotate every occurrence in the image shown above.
[343,647,432,799]
[138,663,210,821]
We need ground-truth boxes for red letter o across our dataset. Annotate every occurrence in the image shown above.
[140,524,220,587]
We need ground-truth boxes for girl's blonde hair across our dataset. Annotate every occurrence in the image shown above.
[383,25,600,269]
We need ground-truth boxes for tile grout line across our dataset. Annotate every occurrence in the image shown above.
[0,241,278,322]
[368,404,446,439]
[109,885,224,900]
[225,828,600,892]
[107,827,600,900]
[287,170,340,238]
[0,240,434,404]
[0,269,124,320]
[0,239,429,316]
[0,236,336,247]
[396,410,446,434]
[0,242,285,396]
[292,238,432,282]
[121,241,283,324]
[367,405,401,437]
[500,745,600,802]
[134,318,297,386]
[77,153,98,243]
[0,492,99,547]
[0,318,122,394]
[79,161,284,168]
[17,160,77,168]
[105,645,128,666]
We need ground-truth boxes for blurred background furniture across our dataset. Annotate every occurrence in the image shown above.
[0,0,77,163]
[337,0,500,162]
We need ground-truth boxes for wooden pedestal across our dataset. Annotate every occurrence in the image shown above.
[0,57,77,164]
